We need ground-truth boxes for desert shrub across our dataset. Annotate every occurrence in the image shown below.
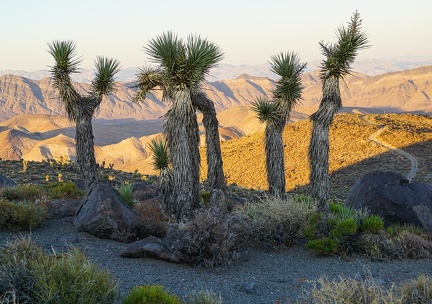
[122,285,181,304]
[186,289,223,304]
[0,236,118,304]
[0,199,47,230]
[357,232,405,260]
[166,206,248,267]
[386,223,429,238]
[291,275,401,304]
[116,181,135,208]
[398,231,432,259]
[42,181,83,199]
[304,203,386,256]
[0,236,43,303]
[32,248,118,304]
[0,184,41,202]
[399,275,432,303]
[361,214,385,233]
[238,195,316,247]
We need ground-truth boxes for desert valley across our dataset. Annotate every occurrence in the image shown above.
[1,64,432,195]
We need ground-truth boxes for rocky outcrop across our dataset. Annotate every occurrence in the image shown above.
[346,171,432,232]
[0,174,15,188]
[119,236,187,263]
[73,182,146,241]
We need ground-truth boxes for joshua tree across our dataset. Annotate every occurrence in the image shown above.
[308,11,369,211]
[48,41,120,190]
[134,32,223,219]
[191,91,225,191]
[251,52,306,197]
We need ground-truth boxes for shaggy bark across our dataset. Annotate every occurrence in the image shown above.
[308,76,341,212]
[69,97,101,190]
[265,120,286,198]
[191,91,225,191]
[165,90,200,219]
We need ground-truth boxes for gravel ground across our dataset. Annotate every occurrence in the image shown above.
[1,218,432,304]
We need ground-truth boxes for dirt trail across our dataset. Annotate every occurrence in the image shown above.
[362,116,419,181]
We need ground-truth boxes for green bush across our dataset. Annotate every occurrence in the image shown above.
[116,181,135,208]
[187,289,223,304]
[32,248,118,304]
[361,214,384,233]
[305,203,387,256]
[0,236,42,303]
[0,184,41,202]
[0,199,47,230]
[386,223,429,238]
[122,285,181,304]
[42,181,84,199]
[0,236,118,304]
[238,195,316,247]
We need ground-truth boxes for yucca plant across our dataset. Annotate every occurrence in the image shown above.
[135,32,223,219]
[308,11,369,212]
[251,52,305,197]
[148,138,174,214]
[48,40,120,190]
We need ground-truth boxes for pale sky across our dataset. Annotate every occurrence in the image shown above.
[1,0,431,71]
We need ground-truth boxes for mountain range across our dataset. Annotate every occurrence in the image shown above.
[0,64,431,174]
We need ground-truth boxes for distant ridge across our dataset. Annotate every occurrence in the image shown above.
[2,56,432,82]
[1,65,432,122]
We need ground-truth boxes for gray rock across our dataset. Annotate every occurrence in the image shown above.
[46,198,82,219]
[120,236,186,263]
[241,282,262,295]
[346,171,432,232]
[73,182,147,240]
[0,174,16,188]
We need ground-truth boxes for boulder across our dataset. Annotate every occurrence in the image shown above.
[46,198,82,219]
[73,182,146,240]
[119,236,187,263]
[346,171,432,232]
[0,174,16,188]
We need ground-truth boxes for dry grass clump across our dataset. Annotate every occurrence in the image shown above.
[289,274,432,304]
[165,206,248,267]
[0,199,47,230]
[186,289,223,304]
[0,236,118,304]
[236,194,316,247]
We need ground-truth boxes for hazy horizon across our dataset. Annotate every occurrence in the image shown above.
[2,0,432,71]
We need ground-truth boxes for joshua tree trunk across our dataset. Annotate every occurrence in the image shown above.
[191,91,225,191]
[165,90,200,219]
[72,97,100,190]
[308,76,341,212]
[265,119,286,198]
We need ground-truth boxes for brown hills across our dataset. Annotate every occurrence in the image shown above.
[1,66,432,196]
[1,66,432,122]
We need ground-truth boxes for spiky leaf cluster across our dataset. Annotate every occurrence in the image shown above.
[136,31,223,101]
[90,56,121,98]
[319,10,369,80]
[270,51,306,108]
[250,96,280,124]
[148,138,170,171]
[48,40,120,121]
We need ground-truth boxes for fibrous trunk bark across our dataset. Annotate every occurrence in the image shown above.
[265,121,286,198]
[191,91,225,191]
[72,97,100,190]
[165,90,200,219]
[308,76,341,212]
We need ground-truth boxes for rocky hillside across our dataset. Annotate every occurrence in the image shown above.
[1,66,432,121]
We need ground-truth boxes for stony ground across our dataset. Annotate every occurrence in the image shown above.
[1,217,432,304]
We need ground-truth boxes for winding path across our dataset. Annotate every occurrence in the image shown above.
[362,116,418,181]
